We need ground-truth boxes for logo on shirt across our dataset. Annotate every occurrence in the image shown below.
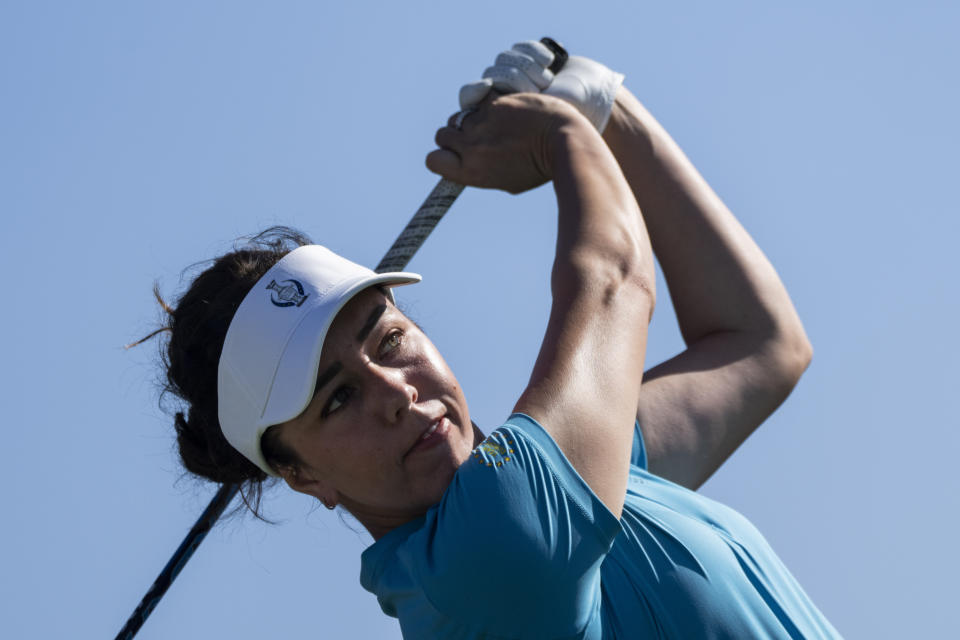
[473,433,515,468]
[480,442,506,456]
[266,279,309,308]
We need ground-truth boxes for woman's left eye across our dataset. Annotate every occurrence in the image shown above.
[380,330,404,356]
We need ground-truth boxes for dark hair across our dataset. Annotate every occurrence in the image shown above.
[140,226,312,518]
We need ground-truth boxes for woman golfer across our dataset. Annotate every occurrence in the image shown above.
[156,41,842,638]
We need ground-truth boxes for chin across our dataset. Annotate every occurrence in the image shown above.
[425,460,460,507]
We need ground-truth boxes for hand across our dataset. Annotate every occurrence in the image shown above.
[425,92,581,194]
[459,41,625,133]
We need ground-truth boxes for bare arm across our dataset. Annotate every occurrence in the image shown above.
[602,87,812,490]
[428,94,655,517]
[515,108,655,518]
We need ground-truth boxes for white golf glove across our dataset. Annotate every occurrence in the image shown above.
[459,40,625,133]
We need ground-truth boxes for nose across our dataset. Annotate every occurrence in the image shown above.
[369,365,418,423]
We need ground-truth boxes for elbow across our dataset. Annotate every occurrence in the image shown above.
[565,234,656,314]
[769,327,813,391]
[580,249,656,319]
[604,244,655,310]
[787,320,813,378]
[627,265,656,321]
[798,334,813,372]
[618,240,656,310]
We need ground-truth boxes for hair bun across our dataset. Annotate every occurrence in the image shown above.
[154,227,312,518]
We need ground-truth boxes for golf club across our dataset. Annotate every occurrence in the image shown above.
[114,36,567,640]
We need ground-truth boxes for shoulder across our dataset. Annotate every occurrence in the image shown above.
[363,416,621,637]
[448,417,620,540]
[427,417,621,633]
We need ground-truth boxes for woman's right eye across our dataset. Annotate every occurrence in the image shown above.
[322,386,353,417]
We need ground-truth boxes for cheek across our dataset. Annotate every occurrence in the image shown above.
[416,339,457,385]
[290,436,333,474]
[288,427,354,475]
[323,430,395,476]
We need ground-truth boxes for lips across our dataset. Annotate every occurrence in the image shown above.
[405,416,450,458]
[420,420,440,440]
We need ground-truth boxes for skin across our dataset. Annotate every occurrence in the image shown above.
[601,87,813,491]
[429,93,655,518]
[272,78,815,535]
[277,94,655,531]
[275,287,483,540]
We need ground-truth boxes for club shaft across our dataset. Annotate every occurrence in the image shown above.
[376,179,465,273]
[114,483,240,640]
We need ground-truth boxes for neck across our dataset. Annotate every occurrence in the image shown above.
[347,503,426,541]
[351,422,486,541]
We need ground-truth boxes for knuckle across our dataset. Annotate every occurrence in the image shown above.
[435,126,456,148]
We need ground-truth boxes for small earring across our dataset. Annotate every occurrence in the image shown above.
[322,498,336,510]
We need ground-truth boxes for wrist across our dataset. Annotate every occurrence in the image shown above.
[601,86,656,154]
[542,102,606,179]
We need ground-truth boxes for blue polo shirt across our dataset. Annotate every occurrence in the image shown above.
[360,413,843,639]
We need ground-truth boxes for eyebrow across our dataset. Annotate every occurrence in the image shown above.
[312,362,342,400]
[355,304,387,343]
[312,304,388,400]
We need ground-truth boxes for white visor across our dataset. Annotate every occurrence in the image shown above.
[217,244,421,475]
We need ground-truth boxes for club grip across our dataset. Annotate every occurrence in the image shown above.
[539,37,568,73]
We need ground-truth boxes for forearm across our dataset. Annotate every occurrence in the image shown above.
[602,87,809,356]
[551,115,655,296]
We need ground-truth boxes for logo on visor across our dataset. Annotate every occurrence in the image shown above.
[266,279,309,307]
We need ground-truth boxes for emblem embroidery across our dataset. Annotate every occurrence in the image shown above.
[480,442,506,456]
[266,279,309,307]
[472,433,515,468]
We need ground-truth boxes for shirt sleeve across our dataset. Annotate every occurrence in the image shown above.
[631,418,648,470]
[414,413,621,638]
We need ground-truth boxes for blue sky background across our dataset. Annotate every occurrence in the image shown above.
[3,1,958,638]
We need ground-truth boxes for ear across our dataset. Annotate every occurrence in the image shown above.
[278,465,339,509]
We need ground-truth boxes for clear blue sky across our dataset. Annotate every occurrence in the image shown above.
[3,1,957,638]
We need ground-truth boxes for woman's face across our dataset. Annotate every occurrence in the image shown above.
[274,286,478,535]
